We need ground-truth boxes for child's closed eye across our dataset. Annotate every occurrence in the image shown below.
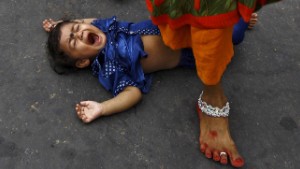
[71,23,80,33]
[73,39,77,47]
[71,39,76,48]
[76,24,80,32]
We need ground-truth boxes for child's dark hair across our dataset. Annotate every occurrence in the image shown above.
[47,20,77,74]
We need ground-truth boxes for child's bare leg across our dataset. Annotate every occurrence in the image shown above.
[248,13,258,30]
[198,83,244,167]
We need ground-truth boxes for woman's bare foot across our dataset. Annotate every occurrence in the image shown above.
[197,84,244,167]
[75,101,104,123]
[248,13,258,30]
[42,18,61,32]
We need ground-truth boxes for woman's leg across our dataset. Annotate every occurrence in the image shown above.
[198,83,244,167]
[155,24,245,167]
[191,26,245,167]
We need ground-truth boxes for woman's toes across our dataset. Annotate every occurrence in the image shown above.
[220,152,228,165]
[205,149,212,158]
[213,151,220,161]
[230,157,245,168]
[200,143,206,153]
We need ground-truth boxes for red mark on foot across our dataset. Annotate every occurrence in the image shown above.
[209,130,218,138]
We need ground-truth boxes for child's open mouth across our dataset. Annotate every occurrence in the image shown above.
[87,33,100,45]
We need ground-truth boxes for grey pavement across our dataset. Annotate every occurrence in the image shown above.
[0,0,299,169]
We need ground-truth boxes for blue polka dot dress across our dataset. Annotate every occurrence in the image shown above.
[91,16,160,96]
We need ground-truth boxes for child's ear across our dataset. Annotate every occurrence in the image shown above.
[75,59,90,68]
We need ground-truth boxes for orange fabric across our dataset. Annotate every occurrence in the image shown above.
[158,25,234,85]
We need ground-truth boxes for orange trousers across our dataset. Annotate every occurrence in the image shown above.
[158,25,234,85]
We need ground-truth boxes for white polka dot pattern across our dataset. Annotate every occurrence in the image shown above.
[114,80,137,96]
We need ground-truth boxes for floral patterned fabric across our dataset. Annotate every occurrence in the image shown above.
[146,0,281,29]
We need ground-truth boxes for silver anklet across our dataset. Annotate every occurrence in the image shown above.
[198,91,230,117]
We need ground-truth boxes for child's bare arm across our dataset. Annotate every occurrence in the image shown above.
[72,18,96,24]
[102,86,142,115]
[42,18,96,32]
[76,86,142,123]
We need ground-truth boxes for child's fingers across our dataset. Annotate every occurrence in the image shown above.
[75,104,81,110]
[49,19,57,25]
[81,114,88,122]
[76,110,81,117]
[80,101,89,106]
[75,106,81,116]
[43,19,50,25]
[77,111,83,118]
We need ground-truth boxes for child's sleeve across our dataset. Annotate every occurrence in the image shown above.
[94,67,140,97]
[127,20,161,36]
[98,69,151,97]
[112,74,139,96]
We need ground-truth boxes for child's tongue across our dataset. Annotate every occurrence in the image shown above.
[88,33,100,45]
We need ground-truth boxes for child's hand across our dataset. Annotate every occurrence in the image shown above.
[75,101,103,123]
[42,18,61,32]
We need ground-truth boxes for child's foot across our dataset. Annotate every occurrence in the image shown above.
[248,13,258,30]
[75,101,103,123]
[197,90,244,167]
[42,18,60,32]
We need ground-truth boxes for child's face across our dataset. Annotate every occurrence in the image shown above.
[59,22,106,60]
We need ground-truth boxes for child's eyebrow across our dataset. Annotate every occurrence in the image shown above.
[71,23,75,32]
